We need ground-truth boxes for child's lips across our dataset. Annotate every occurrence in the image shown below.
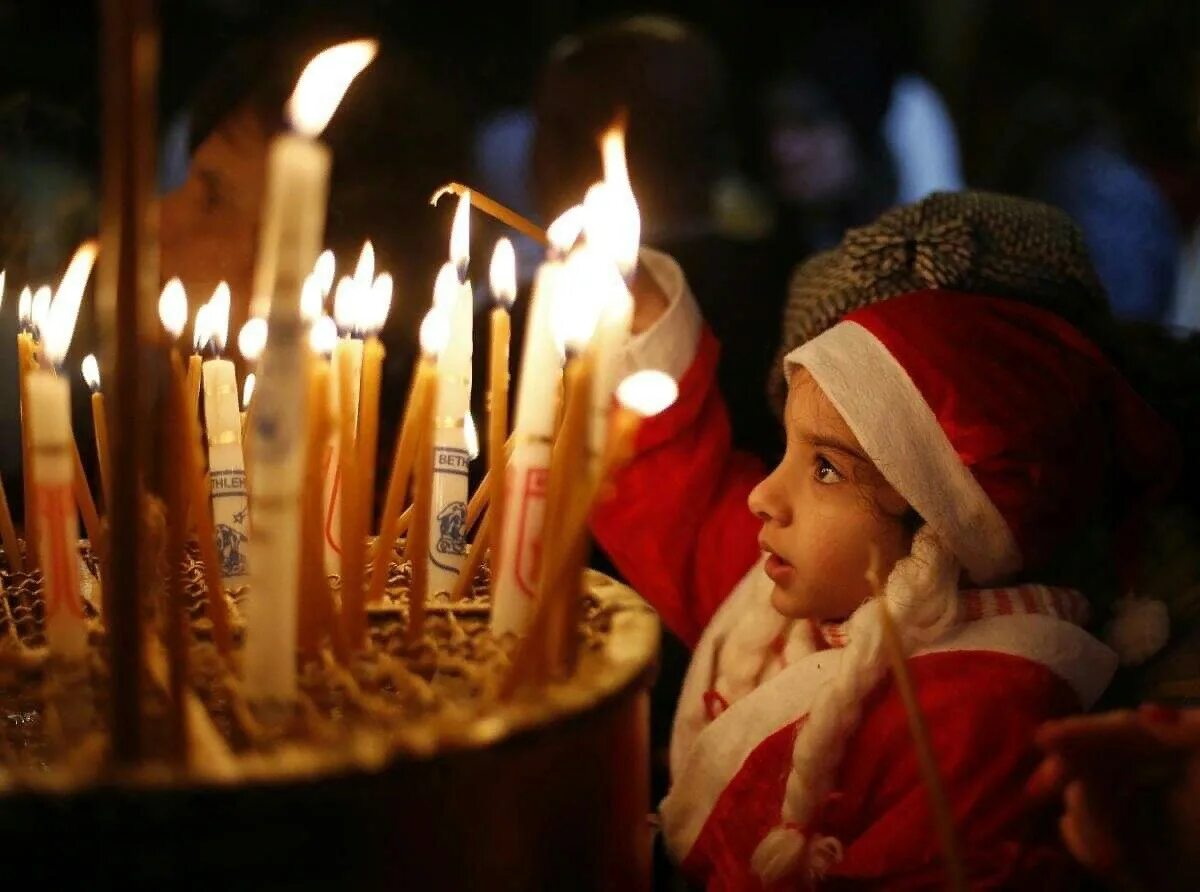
[763,552,795,586]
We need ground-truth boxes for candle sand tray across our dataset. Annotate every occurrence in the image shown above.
[0,540,657,889]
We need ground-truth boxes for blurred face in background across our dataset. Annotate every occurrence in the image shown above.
[160,103,268,339]
[767,80,861,206]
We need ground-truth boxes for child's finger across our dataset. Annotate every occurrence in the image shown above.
[1059,780,1120,875]
[1024,754,1066,801]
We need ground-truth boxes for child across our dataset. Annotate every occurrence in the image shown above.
[593,192,1178,887]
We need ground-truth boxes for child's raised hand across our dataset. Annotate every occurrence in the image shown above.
[1029,706,1200,889]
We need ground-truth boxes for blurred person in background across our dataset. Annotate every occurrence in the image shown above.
[987,84,1180,324]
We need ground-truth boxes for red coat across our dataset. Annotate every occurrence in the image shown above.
[591,321,1118,889]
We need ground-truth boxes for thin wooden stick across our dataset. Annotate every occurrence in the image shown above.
[448,510,493,603]
[0,476,23,572]
[71,440,104,556]
[868,550,967,892]
[431,183,548,246]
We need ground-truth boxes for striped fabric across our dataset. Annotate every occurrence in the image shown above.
[814,585,1089,651]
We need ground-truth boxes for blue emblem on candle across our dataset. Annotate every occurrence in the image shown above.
[215,522,249,577]
[435,501,467,558]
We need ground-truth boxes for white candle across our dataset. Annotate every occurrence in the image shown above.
[244,39,376,703]
[491,207,583,635]
[427,259,473,596]
[582,180,639,463]
[199,284,251,586]
[32,241,98,661]
[28,372,86,658]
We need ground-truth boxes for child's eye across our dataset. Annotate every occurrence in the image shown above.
[814,454,844,485]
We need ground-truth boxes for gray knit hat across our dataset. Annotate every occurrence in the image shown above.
[769,190,1111,415]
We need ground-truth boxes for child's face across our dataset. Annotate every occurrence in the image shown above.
[749,369,913,621]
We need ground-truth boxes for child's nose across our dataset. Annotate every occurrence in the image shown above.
[748,468,791,525]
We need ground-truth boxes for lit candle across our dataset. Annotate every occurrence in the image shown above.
[17,287,36,569]
[0,271,18,572]
[158,282,234,657]
[31,285,51,342]
[244,39,376,702]
[486,238,515,597]
[357,270,391,534]
[187,299,205,409]
[312,249,336,305]
[334,249,372,648]
[237,317,266,487]
[80,354,112,513]
[526,258,605,674]
[365,307,448,607]
[491,207,583,635]
[321,269,365,574]
[423,194,476,598]
[199,283,251,589]
[405,310,448,640]
[30,241,97,661]
[543,370,678,670]
[300,318,336,658]
[582,183,637,462]
[427,261,472,596]
[240,373,256,440]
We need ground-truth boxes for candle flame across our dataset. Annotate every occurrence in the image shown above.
[242,373,256,409]
[364,272,393,335]
[17,286,31,327]
[309,314,338,356]
[352,240,375,293]
[300,274,324,322]
[31,286,51,335]
[450,190,470,278]
[42,240,99,367]
[158,278,189,340]
[0,270,5,311]
[552,246,607,353]
[419,306,451,357]
[286,39,378,137]
[432,262,459,311]
[489,237,516,309]
[547,205,586,257]
[464,411,479,461]
[206,281,232,353]
[333,275,357,332]
[312,249,336,297]
[81,353,101,392]
[584,181,640,280]
[616,369,678,417]
[238,317,269,362]
[192,303,209,352]
[599,115,641,277]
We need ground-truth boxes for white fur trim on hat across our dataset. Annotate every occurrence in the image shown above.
[786,322,1022,583]
[1105,595,1170,666]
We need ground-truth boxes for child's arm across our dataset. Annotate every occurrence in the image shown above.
[590,249,765,648]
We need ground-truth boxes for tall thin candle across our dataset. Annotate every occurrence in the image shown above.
[32,240,98,661]
[244,40,376,702]
[491,208,583,635]
[81,354,113,513]
[486,239,515,596]
[402,309,449,640]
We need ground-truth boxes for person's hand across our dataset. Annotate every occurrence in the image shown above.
[1029,705,1200,889]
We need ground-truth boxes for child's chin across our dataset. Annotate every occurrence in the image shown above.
[769,585,812,620]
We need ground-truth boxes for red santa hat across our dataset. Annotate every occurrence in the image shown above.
[745,289,1178,884]
[788,289,1177,587]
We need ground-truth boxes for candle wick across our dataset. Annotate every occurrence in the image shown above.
[455,259,469,285]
